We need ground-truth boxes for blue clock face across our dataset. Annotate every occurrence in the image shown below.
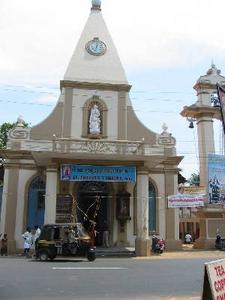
[86,38,107,56]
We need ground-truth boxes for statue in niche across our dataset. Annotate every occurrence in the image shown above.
[89,104,101,135]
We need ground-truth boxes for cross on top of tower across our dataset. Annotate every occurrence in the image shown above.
[207,62,221,76]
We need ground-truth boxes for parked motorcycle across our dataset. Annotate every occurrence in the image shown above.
[215,234,225,251]
[151,235,166,254]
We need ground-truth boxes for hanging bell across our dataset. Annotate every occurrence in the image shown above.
[189,121,194,129]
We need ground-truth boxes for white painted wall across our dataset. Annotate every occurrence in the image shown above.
[173,174,180,240]
[45,168,57,224]
[136,172,149,240]
[0,168,9,235]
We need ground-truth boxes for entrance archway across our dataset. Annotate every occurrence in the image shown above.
[27,176,46,229]
[77,181,109,246]
[149,181,156,233]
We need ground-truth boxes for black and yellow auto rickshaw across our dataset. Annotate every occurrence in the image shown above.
[35,223,96,261]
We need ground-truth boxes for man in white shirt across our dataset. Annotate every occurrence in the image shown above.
[22,227,33,257]
[184,233,192,244]
[34,225,41,244]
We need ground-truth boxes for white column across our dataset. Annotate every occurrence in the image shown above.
[0,168,9,235]
[197,115,215,187]
[135,168,150,256]
[44,166,57,224]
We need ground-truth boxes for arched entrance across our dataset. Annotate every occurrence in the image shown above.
[149,181,156,233]
[27,176,46,229]
[77,181,109,246]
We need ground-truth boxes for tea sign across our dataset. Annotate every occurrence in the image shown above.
[202,259,225,300]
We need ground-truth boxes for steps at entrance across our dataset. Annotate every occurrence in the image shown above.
[95,247,135,257]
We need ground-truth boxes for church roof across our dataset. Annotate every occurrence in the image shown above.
[63,1,128,85]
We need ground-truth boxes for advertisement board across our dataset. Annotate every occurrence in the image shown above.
[168,193,205,208]
[60,165,136,183]
[208,154,225,204]
[168,186,205,208]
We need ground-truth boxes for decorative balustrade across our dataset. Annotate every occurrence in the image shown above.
[15,139,164,157]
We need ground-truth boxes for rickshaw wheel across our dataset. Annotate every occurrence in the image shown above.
[87,251,96,262]
[39,250,49,261]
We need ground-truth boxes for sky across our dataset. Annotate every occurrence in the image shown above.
[1,0,225,179]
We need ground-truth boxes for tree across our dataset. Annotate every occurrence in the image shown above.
[0,121,28,171]
[0,122,16,174]
[178,172,187,185]
[0,121,28,149]
[188,172,200,186]
[0,122,15,149]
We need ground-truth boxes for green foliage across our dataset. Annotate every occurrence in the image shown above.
[188,172,200,186]
[0,122,15,149]
[0,121,28,149]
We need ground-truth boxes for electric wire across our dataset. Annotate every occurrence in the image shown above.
[0,84,220,170]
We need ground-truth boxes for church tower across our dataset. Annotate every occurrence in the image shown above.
[181,64,225,248]
[31,0,131,142]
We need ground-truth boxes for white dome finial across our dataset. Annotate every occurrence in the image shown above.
[16,115,25,127]
[92,0,101,10]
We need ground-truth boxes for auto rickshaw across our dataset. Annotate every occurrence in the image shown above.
[35,223,96,261]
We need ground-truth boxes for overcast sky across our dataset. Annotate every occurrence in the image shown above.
[1,0,225,179]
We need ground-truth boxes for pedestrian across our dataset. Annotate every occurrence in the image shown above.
[22,227,33,257]
[184,233,192,244]
[102,220,109,247]
[88,222,97,247]
[33,225,41,245]
[0,233,8,256]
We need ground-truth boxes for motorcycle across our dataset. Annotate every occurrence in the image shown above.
[152,235,165,254]
[215,234,225,251]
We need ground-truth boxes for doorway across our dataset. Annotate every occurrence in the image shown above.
[149,181,156,234]
[77,181,109,246]
[27,176,46,229]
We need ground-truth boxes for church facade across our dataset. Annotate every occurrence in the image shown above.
[0,0,182,255]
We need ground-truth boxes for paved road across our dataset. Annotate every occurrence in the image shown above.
[0,250,224,300]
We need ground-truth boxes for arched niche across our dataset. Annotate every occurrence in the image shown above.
[82,96,108,138]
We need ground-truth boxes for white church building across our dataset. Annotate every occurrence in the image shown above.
[0,0,182,255]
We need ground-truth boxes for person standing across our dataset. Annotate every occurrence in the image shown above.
[33,225,41,245]
[0,233,8,256]
[102,220,109,248]
[22,227,33,257]
[88,222,97,247]
[184,233,192,244]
